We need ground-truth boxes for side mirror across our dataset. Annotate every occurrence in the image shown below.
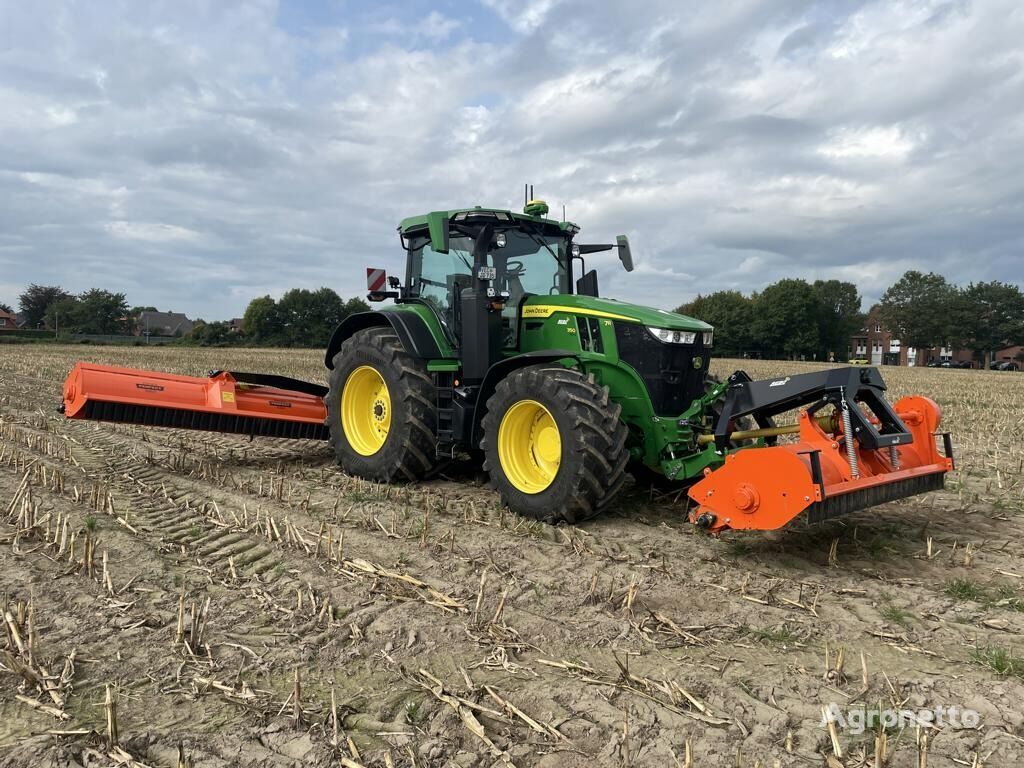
[616,235,633,272]
[576,268,599,297]
[426,212,450,254]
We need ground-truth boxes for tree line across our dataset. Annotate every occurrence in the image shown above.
[676,272,1024,364]
[8,271,1022,359]
[240,290,369,347]
[676,279,863,361]
[11,285,139,335]
[877,272,1024,365]
[6,284,369,348]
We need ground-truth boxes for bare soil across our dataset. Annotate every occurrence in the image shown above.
[0,345,1022,767]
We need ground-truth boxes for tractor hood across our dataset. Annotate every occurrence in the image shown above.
[521,294,712,331]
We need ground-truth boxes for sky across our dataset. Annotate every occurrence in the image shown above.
[1,0,1023,320]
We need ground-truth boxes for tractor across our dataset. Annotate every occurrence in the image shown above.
[61,195,954,532]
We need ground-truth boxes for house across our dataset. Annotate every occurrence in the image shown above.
[923,345,975,367]
[849,306,928,366]
[0,310,19,330]
[994,345,1023,363]
[849,306,953,367]
[229,318,245,334]
[136,311,194,337]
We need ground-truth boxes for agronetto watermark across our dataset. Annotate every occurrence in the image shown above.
[820,703,980,735]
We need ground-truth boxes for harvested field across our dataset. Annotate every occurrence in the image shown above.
[1,344,1022,767]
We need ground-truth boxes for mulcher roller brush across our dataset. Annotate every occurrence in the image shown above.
[62,363,330,442]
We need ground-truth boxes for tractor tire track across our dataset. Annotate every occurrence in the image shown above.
[5,354,1024,767]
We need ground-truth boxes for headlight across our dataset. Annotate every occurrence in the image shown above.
[702,330,713,347]
[646,326,696,344]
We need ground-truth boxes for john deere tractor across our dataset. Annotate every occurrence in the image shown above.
[63,196,953,533]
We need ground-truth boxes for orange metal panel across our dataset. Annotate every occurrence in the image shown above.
[689,395,952,532]
[62,362,327,426]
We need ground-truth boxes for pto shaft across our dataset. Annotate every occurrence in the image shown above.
[696,413,839,446]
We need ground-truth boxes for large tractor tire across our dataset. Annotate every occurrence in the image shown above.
[325,327,438,482]
[481,365,628,524]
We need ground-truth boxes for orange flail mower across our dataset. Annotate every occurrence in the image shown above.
[687,392,953,532]
[61,363,329,441]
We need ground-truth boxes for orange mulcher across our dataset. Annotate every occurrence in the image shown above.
[61,363,329,441]
[686,368,953,532]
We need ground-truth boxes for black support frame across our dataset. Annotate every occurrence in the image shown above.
[714,367,913,453]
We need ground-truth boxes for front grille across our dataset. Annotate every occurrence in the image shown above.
[613,323,709,415]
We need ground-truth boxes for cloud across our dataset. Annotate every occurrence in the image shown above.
[480,0,561,33]
[422,10,461,41]
[104,221,204,243]
[0,0,1022,321]
[817,125,918,159]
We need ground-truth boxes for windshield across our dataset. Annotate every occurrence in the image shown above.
[490,229,570,298]
[406,225,571,346]
[407,227,570,309]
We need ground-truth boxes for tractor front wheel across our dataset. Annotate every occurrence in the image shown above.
[481,365,628,524]
[325,327,438,482]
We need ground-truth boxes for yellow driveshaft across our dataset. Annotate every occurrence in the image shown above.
[696,413,839,446]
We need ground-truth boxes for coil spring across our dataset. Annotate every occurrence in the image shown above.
[840,392,860,479]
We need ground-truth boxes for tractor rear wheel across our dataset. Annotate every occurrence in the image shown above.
[481,365,628,524]
[325,327,438,482]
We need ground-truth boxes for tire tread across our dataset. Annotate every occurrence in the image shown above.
[481,365,629,524]
[326,327,438,482]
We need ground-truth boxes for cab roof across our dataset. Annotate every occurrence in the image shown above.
[398,206,580,236]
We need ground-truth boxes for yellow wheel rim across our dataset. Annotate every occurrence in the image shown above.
[497,399,561,494]
[341,366,391,456]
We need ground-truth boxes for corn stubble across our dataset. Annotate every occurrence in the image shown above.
[0,346,1021,766]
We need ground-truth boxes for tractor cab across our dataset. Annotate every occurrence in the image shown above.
[393,200,634,377]
[401,208,572,348]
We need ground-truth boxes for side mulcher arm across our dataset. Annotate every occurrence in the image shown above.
[61,363,329,441]
[689,367,954,533]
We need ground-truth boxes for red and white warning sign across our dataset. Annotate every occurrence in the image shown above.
[366,267,387,292]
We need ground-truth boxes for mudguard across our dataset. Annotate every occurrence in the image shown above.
[324,310,443,368]
[471,350,579,444]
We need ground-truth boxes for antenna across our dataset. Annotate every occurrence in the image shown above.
[524,184,528,207]
[530,184,534,201]
[562,204,566,222]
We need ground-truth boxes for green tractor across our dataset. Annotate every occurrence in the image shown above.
[321,197,719,523]
[63,196,953,533]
